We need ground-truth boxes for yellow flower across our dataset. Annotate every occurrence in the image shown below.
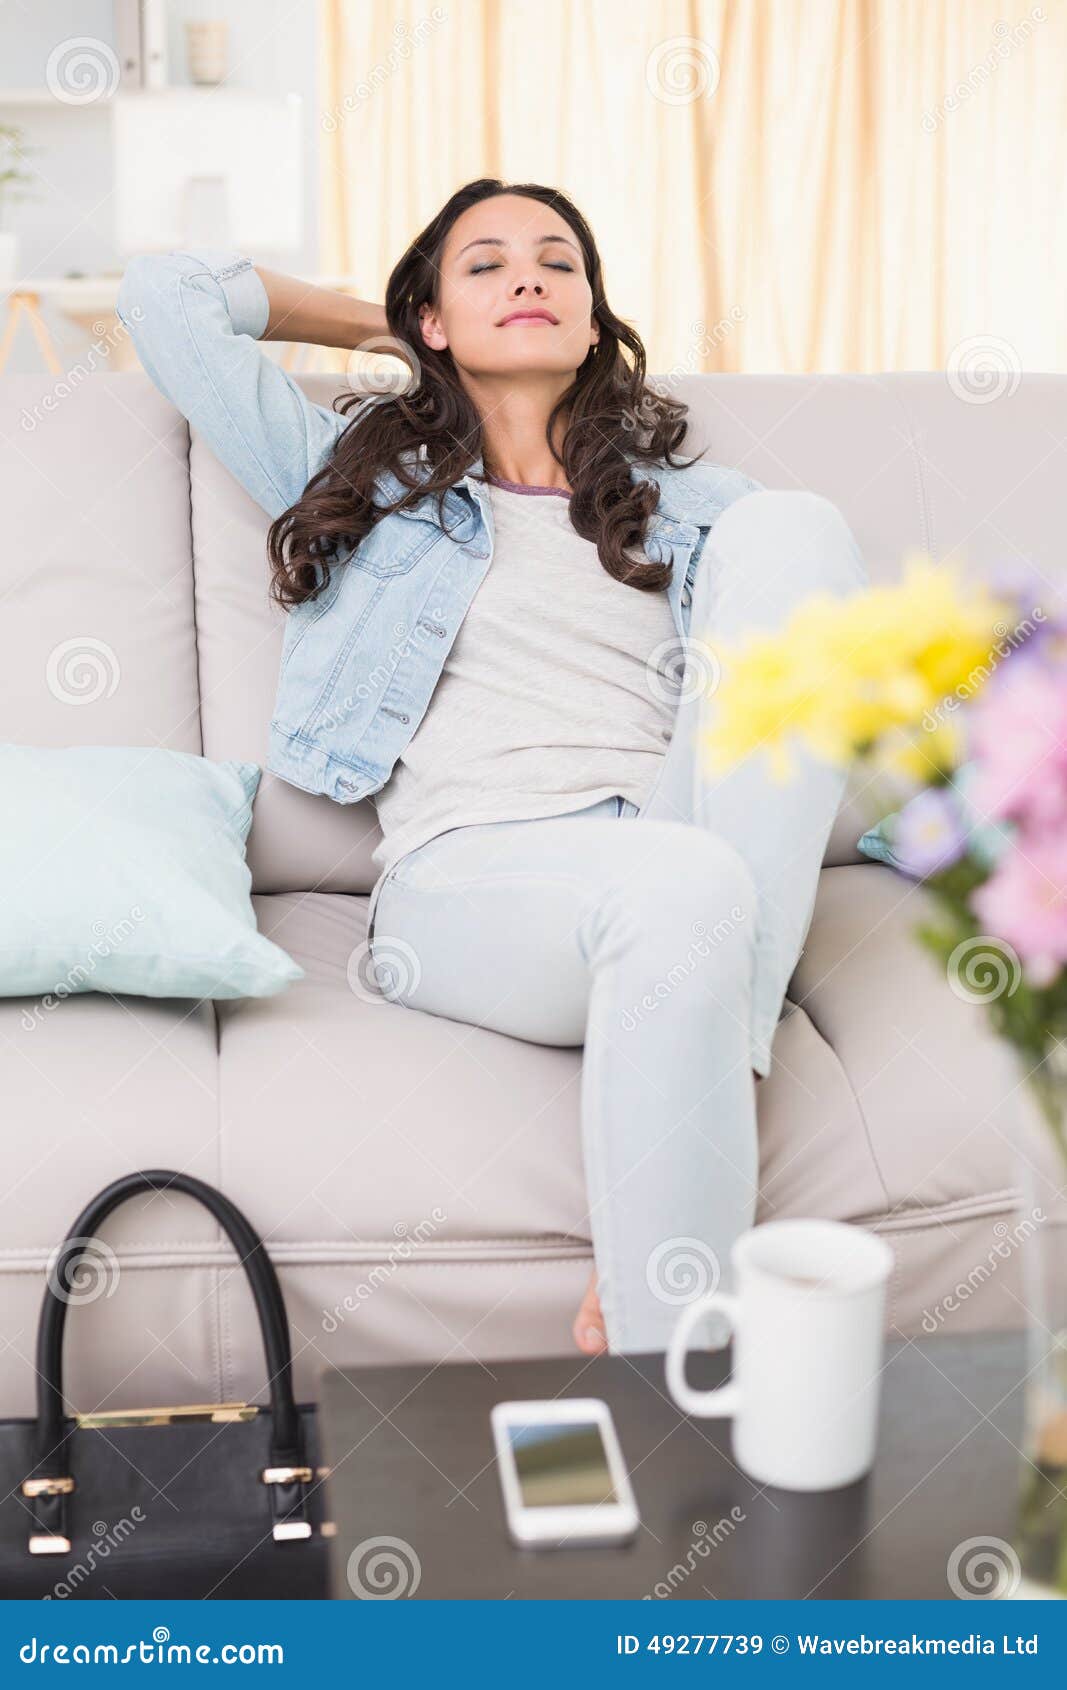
[698,554,1013,788]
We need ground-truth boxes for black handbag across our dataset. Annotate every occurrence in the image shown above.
[0,1170,331,1598]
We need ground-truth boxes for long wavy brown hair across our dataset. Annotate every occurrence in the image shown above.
[266,178,705,612]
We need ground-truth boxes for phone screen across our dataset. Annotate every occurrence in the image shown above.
[506,1418,618,1508]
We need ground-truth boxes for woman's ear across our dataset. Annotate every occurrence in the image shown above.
[418,303,447,352]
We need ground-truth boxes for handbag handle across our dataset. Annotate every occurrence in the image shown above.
[33,1169,302,1473]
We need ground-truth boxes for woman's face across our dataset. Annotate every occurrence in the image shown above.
[418,194,600,380]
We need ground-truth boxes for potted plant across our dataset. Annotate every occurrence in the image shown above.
[0,123,40,286]
[697,550,1067,1596]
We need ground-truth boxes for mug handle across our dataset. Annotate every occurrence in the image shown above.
[665,1292,742,1417]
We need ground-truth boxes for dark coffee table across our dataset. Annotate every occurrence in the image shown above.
[318,1332,1029,1600]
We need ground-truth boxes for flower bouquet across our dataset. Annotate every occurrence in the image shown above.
[698,550,1067,1595]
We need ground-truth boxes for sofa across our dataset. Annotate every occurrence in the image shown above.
[1,365,1061,1419]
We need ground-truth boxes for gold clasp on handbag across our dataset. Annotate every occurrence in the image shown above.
[21,1475,75,1498]
[76,1400,257,1429]
[260,1464,313,1485]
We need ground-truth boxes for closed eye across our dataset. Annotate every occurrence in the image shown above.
[470,261,574,275]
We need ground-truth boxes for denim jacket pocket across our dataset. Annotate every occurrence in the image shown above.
[346,519,446,578]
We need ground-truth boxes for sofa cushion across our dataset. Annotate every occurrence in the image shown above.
[222,891,590,1244]
[0,376,201,761]
[0,990,222,1255]
[786,863,1019,1217]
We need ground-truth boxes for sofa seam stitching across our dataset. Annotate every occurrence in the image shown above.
[872,1218,1022,1242]
[868,1187,1022,1222]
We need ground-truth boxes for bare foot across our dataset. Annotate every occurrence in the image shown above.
[573,1266,608,1354]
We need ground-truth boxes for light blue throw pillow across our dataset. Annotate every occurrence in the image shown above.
[1,745,304,1002]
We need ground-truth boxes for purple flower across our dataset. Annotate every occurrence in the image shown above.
[891,786,968,878]
[974,563,1067,689]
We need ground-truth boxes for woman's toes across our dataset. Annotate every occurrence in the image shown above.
[577,1321,607,1354]
[573,1270,608,1354]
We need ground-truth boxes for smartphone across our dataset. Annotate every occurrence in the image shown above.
[490,1397,640,1548]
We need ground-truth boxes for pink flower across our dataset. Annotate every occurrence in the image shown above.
[970,829,1067,977]
[967,666,1067,831]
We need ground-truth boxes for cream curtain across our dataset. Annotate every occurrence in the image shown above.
[319,0,1065,375]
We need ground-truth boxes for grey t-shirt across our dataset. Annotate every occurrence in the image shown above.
[371,476,678,876]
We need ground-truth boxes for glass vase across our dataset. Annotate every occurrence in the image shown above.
[1012,1044,1067,1599]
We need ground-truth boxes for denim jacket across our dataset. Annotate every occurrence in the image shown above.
[116,250,764,806]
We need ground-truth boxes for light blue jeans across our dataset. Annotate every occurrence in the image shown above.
[367,492,869,1353]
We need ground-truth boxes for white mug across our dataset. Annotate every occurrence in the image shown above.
[665,1218,894,1491]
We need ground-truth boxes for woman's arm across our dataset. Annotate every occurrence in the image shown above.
[254,265,388,350]
[115,250,381,519]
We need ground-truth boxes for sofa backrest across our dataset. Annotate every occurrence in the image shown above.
[3,369,1062,895]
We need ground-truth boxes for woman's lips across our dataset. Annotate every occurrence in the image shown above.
[498,311,559,326]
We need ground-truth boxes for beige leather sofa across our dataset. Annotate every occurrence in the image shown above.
[1,367,1058,1418]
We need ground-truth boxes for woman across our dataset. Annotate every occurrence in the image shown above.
[117,177,867,1359]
